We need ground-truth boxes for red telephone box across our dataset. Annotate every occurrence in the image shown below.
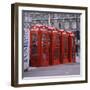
[48,27,60,65]
[67,31,76,63]
[61,31,69,64]
[30,25,40,67]
[30,25,50,67]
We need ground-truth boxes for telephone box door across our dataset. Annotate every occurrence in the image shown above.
[40,30,50,66]
[30,31,40,67]
[61,32,69,64]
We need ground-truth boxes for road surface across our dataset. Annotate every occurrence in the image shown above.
[23,63,80,78]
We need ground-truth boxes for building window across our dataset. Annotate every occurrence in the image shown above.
[64,22,70,29]
[71,21,77,29]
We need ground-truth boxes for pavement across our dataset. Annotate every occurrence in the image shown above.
[23,63,80,78]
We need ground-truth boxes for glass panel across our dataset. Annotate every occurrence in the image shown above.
[42,33,48,60]
[42,33,47,47]
[54,34,60,46]
[31,33,38,55]
[53,34,60,60]
[54,48,59,60]
[32,33,38,44]
[43,48,48,60]
[64,36,68,58]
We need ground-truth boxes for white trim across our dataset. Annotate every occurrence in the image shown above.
[18,6,86,84]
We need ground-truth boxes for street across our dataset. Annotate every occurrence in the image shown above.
[23,63,80,77]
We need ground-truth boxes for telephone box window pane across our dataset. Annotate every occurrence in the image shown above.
[56,35,60,46]
[42,33,49,61]
[42,34,47,47]
[31,34,38,55]
[64,37,68,58]
[54,48,59,60]
[54,34,60,46]
[43,49,47,60]
[31,46,38,55]
[32,34,38,44]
